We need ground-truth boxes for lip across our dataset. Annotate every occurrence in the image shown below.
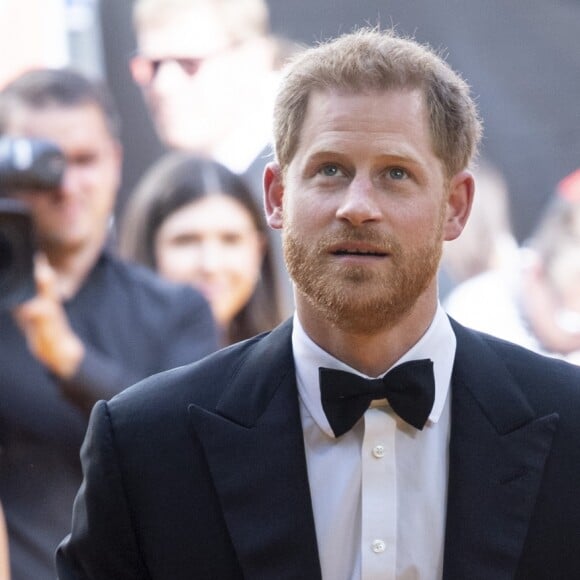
[196,281,228,300]
[327,241,390,258]
[52,200,84,222]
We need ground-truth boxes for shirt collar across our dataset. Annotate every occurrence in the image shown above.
[292,304,456,437]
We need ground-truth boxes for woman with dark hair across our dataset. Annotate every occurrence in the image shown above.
[119,152,283,346]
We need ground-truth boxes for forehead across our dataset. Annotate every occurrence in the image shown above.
[307,88,426,124]
[294,88,437,162]
[137,5,232,56]
[4,103,115,150]
[162,195,256,231]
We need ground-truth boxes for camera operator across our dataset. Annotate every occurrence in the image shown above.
[0,69,218,580]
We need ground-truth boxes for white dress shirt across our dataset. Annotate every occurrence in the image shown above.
[293,305,456,580]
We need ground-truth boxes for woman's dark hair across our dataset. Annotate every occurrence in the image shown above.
[119,152,282,345]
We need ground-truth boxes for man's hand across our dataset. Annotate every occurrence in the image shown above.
[12,254,85,379]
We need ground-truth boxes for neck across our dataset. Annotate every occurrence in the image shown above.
[296,285,439,377]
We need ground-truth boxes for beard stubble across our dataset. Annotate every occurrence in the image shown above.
[283,214,444,335]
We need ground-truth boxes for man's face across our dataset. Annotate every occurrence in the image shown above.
[5,103,121,257]
[133,7,258,154]
[266,89,470,334]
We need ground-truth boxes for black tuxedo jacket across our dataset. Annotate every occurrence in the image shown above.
[57,318,580,579]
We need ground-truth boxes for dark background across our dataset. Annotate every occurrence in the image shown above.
[100,0,580,242]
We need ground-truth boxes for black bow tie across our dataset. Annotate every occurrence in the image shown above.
[319,359,435,437]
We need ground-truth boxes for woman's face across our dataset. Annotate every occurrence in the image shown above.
[154,195,265,326]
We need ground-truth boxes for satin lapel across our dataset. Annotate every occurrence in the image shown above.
[443,320,558,580]
[188,320,322,580]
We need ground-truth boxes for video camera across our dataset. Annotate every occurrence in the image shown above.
[0,137,65,309]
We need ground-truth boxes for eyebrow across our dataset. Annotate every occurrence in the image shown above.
[303,148,424,167]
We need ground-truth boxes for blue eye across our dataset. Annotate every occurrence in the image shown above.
[389,167,407,180]
[320,164,340,177]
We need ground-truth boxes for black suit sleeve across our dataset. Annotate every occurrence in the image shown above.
[58,284,218,414]
[56,401,150,579]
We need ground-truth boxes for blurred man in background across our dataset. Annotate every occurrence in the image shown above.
[0,68,217,580]
[445,168,580,364]
[130,0,298,313]
[439,160,518,299]
[131,0,282,182]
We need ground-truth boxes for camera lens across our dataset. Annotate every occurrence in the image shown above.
[0,231,14,274]
[0,202,36,309]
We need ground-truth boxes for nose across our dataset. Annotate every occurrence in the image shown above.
[151,60,190,94]
[199,240,225,274]
[58,166,81,199]
[335,176,382,226]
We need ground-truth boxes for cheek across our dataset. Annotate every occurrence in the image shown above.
[561,276,580,311]
[413,200,447,240]
[283,196,318,235]
[19,195,60,228]
[155,243,202,283]
[104,160,122,194]
[180,71,229,114]
[221,244,262,301]
[87,163,119,212]
[229,242,263,281]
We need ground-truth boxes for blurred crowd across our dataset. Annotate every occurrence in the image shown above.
[444,167,580,364]
[0,0,579,579]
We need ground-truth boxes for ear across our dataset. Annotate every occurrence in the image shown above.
[443,170,475,242]
[263,162,284,230]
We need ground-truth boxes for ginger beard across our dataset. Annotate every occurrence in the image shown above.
[282,206,446,335]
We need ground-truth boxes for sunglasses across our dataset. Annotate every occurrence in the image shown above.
[131,56,209,86]
[130,43,239,86]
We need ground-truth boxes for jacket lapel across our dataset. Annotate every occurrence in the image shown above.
[188,320,322,580]
[188,317,558,579]
[443,320,558,579]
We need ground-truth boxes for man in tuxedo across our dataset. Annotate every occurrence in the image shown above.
[57,28,580,579]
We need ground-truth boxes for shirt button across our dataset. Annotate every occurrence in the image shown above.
[371,539,386,553]
[372,444,385,458]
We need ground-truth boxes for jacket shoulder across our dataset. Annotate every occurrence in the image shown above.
[109,319,293,418]
[112,336,260,407]
[102,253,209,311]
[451,317,580,413]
